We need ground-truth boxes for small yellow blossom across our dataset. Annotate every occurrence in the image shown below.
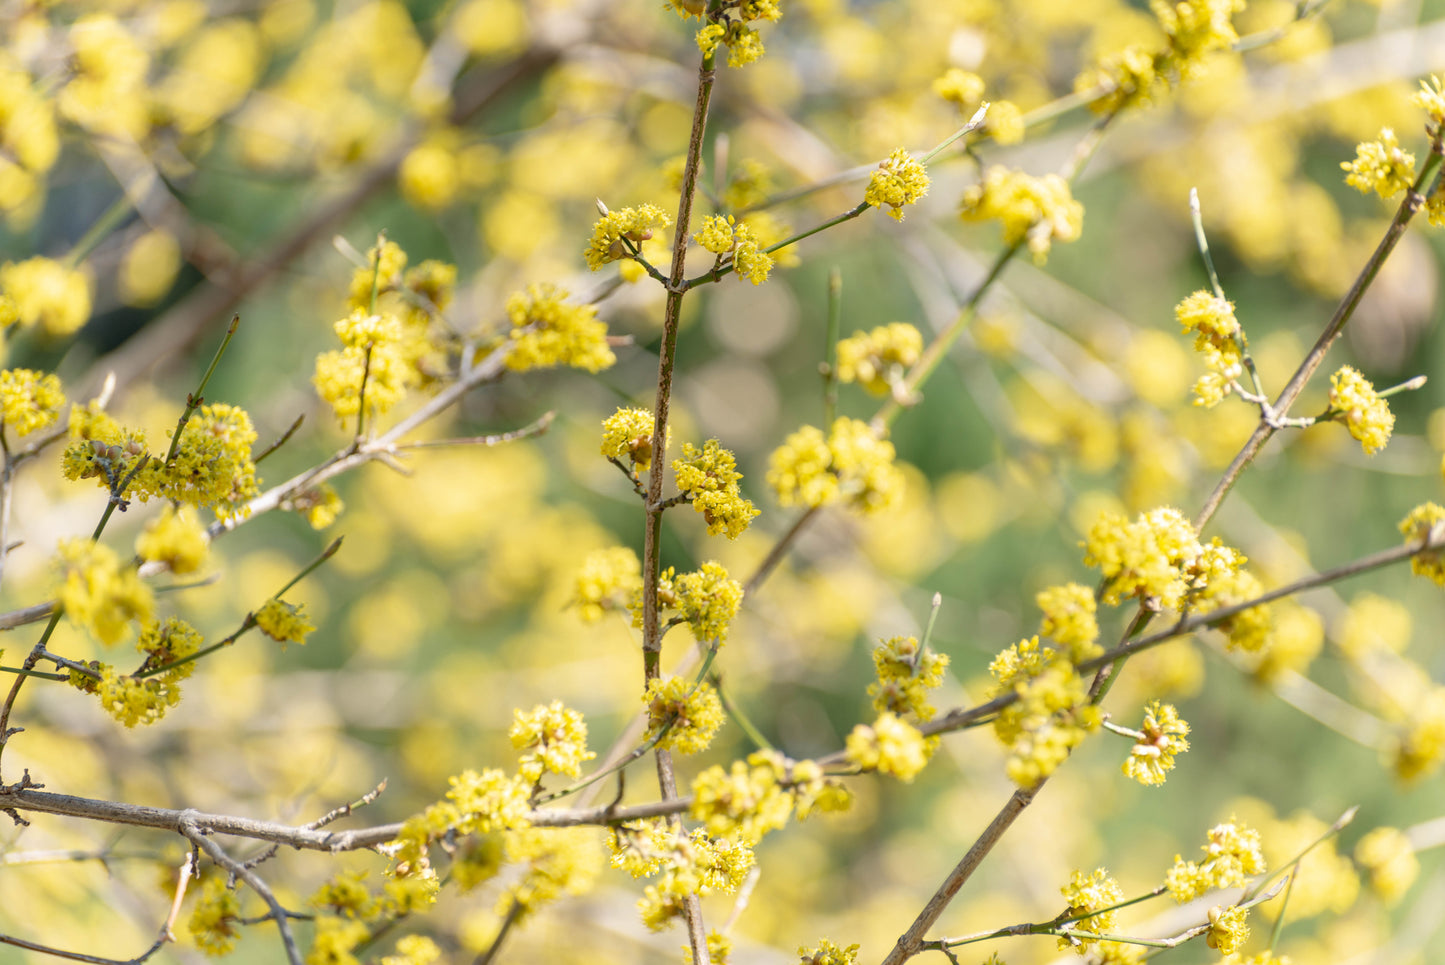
[253,598,314,646]
[868,635,949,722]
[573,546,642,622]
[1206,905,1250,954]
[723,159,773,210]
[673,440,759,539]
[1083,507,1201,609]
[1058,868,1123,949]
[798,939,859,965]
[149,403,261,519]
[1354,826,1418,903]
[933,68,985,107]
[696,215,738,254]
[188,876,241,955]
[399,142,459,210]
[674,561,744,642]
[451,834,503,891]
[0,369,64,436]
[864,149,930,221]
[53,538,153,645]
[960,167,1083,263]
[119,229,182,307]
[293,484,345,529]
[92,665,179,727]
[1338,593,1410,658]
[135,504,209,575]
[644,676,725,755]
[1412,74,1445,127]
[1165,819,1267,902]
[584,204,671,271]
[1153,0,1244,74]
[311,870,376,920]
[835,323,922,397]
[1122,700,1190,786]
[505,284,615,373]
[348,240,408,311]
[1077,45,1160,115]
[1389,686,1445,781]
[685,931,733,965]
[690,752,795,843]
[1328,366,1394,455]
[307,915,368,965]
[1400,502,1445,586]
[697,20,770,68]
[768,418,905,515]
[1035,583,1100,661]
[510,700,596,783]
[1175,290,1244,384]
[601,407,663,474]
[1342,129,1416,199]
[844,712,932,782]
[380,935,442,965]
[984,100,1025,145]
[501,826,603,924]
[990,661,1101,788]
[0,257,92,336]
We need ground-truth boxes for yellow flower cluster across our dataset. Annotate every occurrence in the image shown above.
[984,101,1026,145]
[1354,826,1418,903]
[585,204,671,271]
[573,546,642,622]
[1399,502,1445,587]
[1083,506,1200,609]
[1175,290,1244,408]
[835,323,922,397]
[689,750,849,842]
[135,505,209,575]
[768,417,904,515]
[932,68,985,108]
[380,935,442,965]
[643,676,725,755]
[1122,700,1191,786]
[798,939,860,965]
[1035,583,1101,662]
[1165,819,1267,902]
[636,827,754,931]
[601,407,663,474]
[723,158,773,210]
[1342,129,1416,200]
[509,700,596,783]
[390,768,533,875]
[864,149,930,222]
[0,257,92,337]
[1390,686,1445,781]
[959,167,1083,263]
[867,635,949,722]
[1328,366,1394,455]
[87,664,180,728]
[1206,905,1250,954]
[504,284,616,373]
[844,711,933,782]
[692,0,782,68]
[311,870,375,919]
[694,215,775,284]
[53,538,153,645]
[639,561,744,643]
[292,484,345,530]
[673,440,760,539]
[188,876,242,955]
[314,309,413,423]
[0,63,60,219]
[253,599,315,647]
[502,826,602,924]
[1195,563,1274,653]
[308,915,369,965]
[1058,867,1123,950]
[988,660,1101,788]
[1152,0,1245,77]
[1076,45,1160,115]
[1414,75,1445,128]
[0,368,64,437]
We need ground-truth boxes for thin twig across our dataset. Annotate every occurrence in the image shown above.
[178,812,303,965]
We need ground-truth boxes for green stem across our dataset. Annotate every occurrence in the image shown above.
[164,315,241,467]
[64,194,136,269]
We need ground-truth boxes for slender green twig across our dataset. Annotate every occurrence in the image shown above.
[164,315,241,467]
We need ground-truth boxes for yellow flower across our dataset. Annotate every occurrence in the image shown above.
[94,664,181,727]
[1035,583,1100,661]
[1175,290,1244,380]
[1328,366,1394,455]
[188,876,241,955]
[798,939,860,965]
[960,167,1083,263]
[53,538,153,645]
[984,100,1025,145]
[1165,818,1266,902]
[398,141,459,210]
[1059,868,1123,949]
[380,935,442,965]
[673,439,759,539]
[306,915,368,965]
[504,284,615,372]
[1077,45,1160,115]
[644,676,725,755]
[1083,507,1201,609]
[768,418,905,515]
[835,323,922,397]
[0,257,92,336]
[933,68,985,107]
[1400,502,1445,586]
[1355,826,1418,903]
[601,407,663,473]
[1342,129,1416,199]
[253,598,314,646]
[584,204,671,270]
[690,753,795,843]
[674,561,744,643]
[509,700,596,783]
[0,368,64,437]
[310,870,376,920]
[1389,686,1445,781]
[1413,74,1445,126]
[844,711,932,782]
[1206,904,1250,954]
[135,504,209,575]
[1122,700,1191,786]
[864,149,930,221]
[293,484,345,529]
[572,546,642,622]
[868,635,949,722]
[1153,0,1244,75]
